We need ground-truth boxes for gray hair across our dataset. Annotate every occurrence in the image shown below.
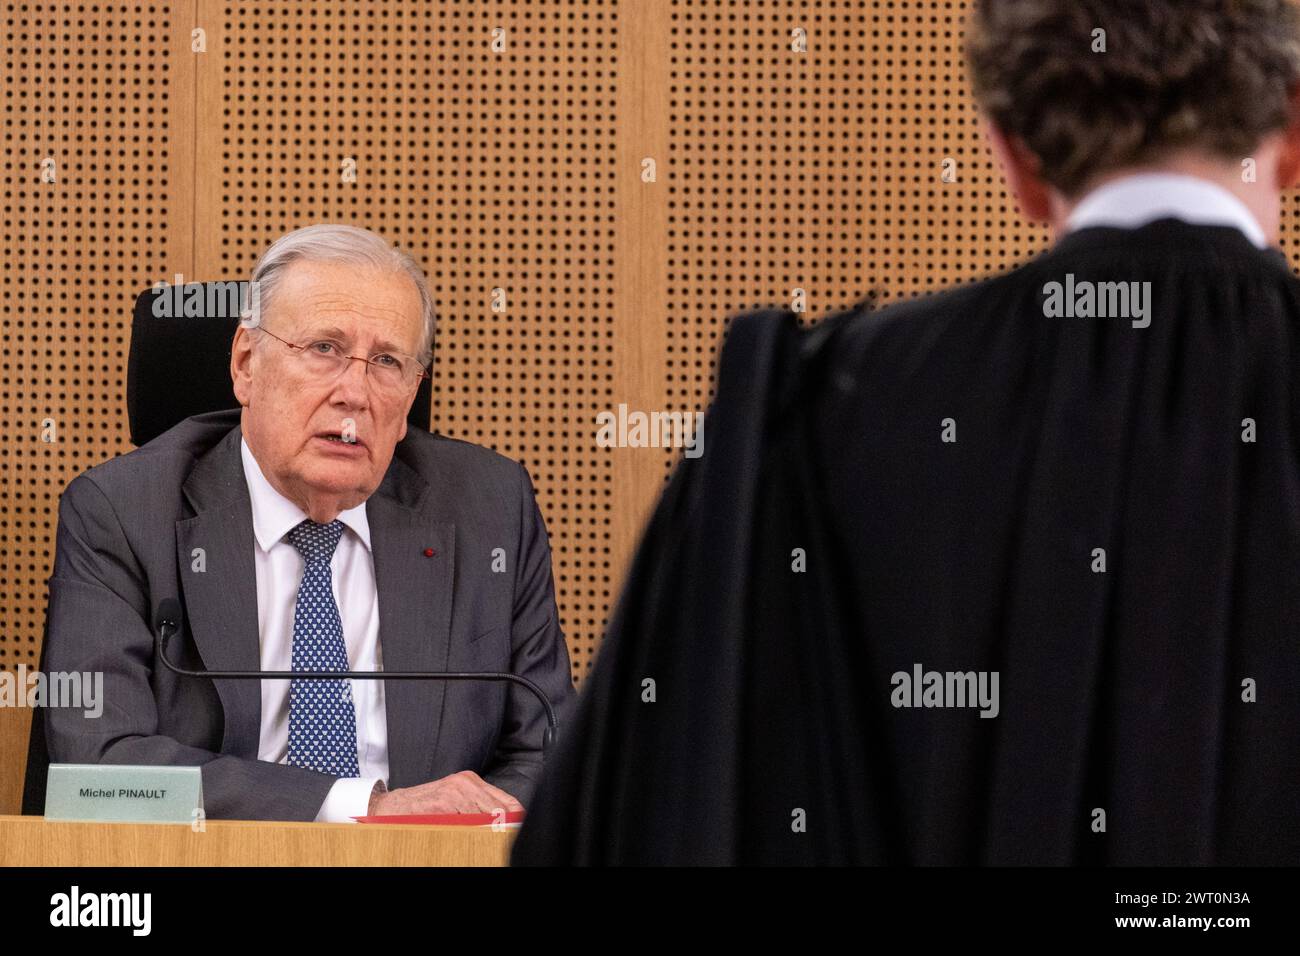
[241,224,436,366]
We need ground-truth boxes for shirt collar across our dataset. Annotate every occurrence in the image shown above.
[1064,172,1269,249]
[239,434,372,554]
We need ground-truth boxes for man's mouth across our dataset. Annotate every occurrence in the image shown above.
[315,432,365,447]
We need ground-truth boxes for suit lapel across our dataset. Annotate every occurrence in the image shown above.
[367,455,455,788]
[176,424,263,757]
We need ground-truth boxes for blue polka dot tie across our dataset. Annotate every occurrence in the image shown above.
[285,518,360,778]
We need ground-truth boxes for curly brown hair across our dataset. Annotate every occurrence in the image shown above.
[965,0,1300,197]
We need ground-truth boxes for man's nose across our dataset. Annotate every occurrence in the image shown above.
[331,356,372,405]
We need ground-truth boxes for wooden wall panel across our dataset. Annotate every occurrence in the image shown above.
[0,1,195,673]
[663,1,1051,415]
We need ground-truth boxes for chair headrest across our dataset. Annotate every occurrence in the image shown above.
[127,282,432,446]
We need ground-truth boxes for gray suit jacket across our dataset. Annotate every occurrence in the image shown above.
[40,408,576,820]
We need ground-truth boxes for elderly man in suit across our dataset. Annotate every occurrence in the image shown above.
[39,224,575,821]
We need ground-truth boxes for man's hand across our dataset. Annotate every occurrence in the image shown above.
[368,770,524,816]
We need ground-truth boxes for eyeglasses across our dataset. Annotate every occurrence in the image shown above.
[254,325,430,396]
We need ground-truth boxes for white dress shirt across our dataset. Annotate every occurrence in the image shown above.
[1064,171,1269,248]
[240,435,389,822]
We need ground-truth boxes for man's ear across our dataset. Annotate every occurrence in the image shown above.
[1273,84,1300,190]
[231,325,254,407]
[984,119,1053,223]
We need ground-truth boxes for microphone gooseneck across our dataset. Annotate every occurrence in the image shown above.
[152,598,559,753]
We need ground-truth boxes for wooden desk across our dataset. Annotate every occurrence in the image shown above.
[0,709,32,815]
[0,815,514,866]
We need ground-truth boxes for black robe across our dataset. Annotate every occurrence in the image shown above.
[511,218,1300,865]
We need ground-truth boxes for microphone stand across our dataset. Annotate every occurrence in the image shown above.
[154,610,559,753]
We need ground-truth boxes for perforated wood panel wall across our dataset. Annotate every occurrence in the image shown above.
[663,0,1053,423]
[5,0,1300,700]
[1,2,194,670]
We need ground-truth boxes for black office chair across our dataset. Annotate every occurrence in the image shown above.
[21,281,434,813]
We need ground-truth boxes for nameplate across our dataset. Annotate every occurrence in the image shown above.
[44,764,204,824]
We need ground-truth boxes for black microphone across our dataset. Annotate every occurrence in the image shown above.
[153,597,559,754]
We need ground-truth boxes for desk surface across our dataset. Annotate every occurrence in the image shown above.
[0,815,514,866]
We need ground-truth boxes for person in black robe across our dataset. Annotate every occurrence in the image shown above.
[511,0,1300,864]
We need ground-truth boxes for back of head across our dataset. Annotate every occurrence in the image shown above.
[965,0,1300,199]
